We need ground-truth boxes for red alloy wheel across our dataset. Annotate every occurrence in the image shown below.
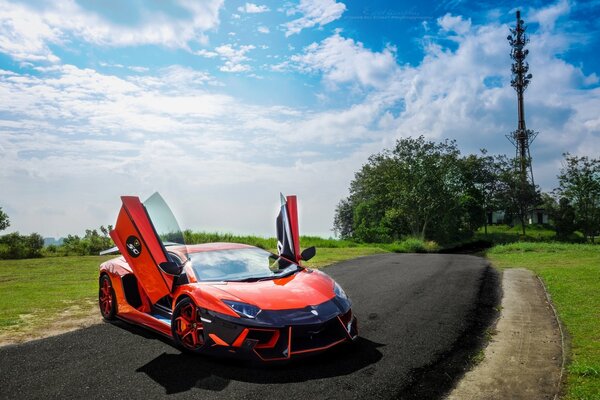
[173,299,205,350]
[99,275,116,320]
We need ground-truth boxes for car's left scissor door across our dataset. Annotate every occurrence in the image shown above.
[110,195,176,304]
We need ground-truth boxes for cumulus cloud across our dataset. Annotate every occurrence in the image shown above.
[237,3,270,13]
[214,44,256,72]
[0,0,224,62]
[0,62,374,237]
[0,1,62,62]
[529,0,570,31]
[284,33,399,90]
[437,13,472,35]
[195,49,219,58]
[283,0,346,37]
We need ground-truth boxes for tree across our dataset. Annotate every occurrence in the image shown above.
[554,197,576,240]
[333,198,354,239]
[496,155,540,235]
[555,154,600,242]
[0,207,9,232]
[460,151,503,235]
[333,136,473,243]
[61,225,113,255]
[539,192,557,219]
[0,232,44,259]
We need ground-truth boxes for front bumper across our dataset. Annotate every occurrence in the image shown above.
[198,298,359,361]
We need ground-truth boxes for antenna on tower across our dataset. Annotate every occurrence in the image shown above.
[506,10,538,186]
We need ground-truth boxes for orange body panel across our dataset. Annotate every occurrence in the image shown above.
[110,196,174,304]
[194,269,335,310]
[285,196,301,263]
[99,262,172,336]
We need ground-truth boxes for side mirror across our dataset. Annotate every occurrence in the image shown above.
[159,261,183,276]
[300,246,316,261]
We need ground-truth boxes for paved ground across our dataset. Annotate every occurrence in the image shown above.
[0,253,499,400]
[446,268,563,400]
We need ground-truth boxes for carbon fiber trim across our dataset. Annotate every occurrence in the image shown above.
[206,296,352,328]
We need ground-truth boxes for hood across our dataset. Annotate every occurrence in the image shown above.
[207,269,335,310]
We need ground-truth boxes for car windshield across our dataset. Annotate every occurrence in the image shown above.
[189,248,300,282]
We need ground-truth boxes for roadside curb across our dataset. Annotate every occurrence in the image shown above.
[446,268,563,400]
[536,275,567,400]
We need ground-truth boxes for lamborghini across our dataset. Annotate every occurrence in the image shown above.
[98,193,358,361]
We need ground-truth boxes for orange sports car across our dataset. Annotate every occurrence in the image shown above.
[98,193,358,361]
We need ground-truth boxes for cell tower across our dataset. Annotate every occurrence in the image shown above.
[506,10,537,186]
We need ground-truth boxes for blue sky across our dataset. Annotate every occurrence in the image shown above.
[1,0,599,238]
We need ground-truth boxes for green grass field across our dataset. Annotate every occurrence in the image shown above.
[487,242,600,400]
[475,224,584,243]
[0,256,114,335]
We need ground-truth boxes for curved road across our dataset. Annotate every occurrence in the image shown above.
[0,253,499,400]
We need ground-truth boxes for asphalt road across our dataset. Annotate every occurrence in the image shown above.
[0,253,499,400]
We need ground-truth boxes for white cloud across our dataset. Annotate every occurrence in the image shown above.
[215,44,255,62]
[195,49,219,58]
[0,62,376,237]
[286,33,399,89]
[437,13,472,35]
[284,0,346,37]
[220,62,252,72]
[0,0,224,62]
[99,63,148,73]
[237,3,270,13]
[0,1,62,62]
[128,66,149,73]
[214,43,256,72]
[529,0,570,31]
[258,26,270,34]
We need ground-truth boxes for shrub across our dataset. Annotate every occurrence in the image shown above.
[387,237,439,253]
[0,232,44,259]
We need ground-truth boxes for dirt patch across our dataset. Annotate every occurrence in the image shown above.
[446,268,563,400]
[0,300,101,347]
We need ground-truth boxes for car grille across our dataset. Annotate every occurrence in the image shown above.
[290,316,348,353]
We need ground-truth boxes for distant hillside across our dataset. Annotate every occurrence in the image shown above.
[43,237,64,246]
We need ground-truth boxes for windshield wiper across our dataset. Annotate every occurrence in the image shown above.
[232,276,268,282]
[270,268,299,280]
[232,269,298,282]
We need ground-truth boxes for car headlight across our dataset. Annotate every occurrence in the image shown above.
[222,300,261,319]
[333,281,348,300]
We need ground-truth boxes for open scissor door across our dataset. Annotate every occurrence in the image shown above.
[110,193,183,304]
[276,194,301,263]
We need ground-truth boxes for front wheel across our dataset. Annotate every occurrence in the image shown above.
[99,275,116,320]
[172,298,206,353]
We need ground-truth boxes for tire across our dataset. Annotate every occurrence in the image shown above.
[172,297,206,353]
[99,274,117,320]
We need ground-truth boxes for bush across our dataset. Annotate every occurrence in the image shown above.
[59,227,113,256]
[386,237,439,253]
[182,231,358,250]
[0,232,44,259]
